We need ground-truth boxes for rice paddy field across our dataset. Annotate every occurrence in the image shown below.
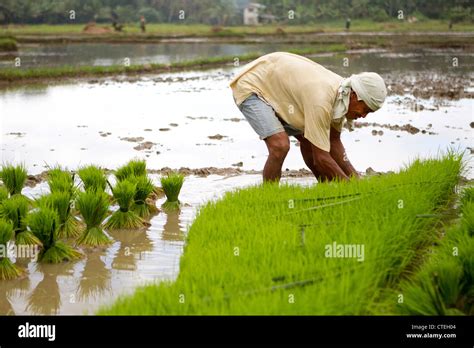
[0,32,473,317]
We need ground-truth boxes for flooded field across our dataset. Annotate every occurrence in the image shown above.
[0,47,472,315]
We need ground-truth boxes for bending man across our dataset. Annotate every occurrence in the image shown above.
[230,52,387,182]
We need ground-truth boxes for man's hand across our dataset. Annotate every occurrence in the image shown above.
[329,127,359,178]
[311,145,349,182]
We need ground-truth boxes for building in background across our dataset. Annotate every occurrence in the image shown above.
[243,2,265,25]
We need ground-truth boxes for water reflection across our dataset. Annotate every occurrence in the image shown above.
[77,250,111,302]
[109,227,153,271]
[25,262,75,315]
[162,210,184,242]
[0,276,30,315]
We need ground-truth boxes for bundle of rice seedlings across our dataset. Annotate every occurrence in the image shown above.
[27,208,82,263]
[78,165,107,193]
[160,172,185,211]
[76,190,111,247]
[36,192,81,238]
[0,163,27,196]
[0,186,8,203]
[105,179,145,230]
[0,219,24,280]
[115,159,147,182]
[0,195,41,246]
[47,167,76,197]
[131,175,158,218]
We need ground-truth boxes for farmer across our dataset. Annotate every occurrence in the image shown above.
[230,52,387,183]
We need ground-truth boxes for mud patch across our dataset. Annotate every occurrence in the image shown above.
[385,73,473,100]
[133,141,156,151]
[352,122,436,135]
[99,131,112,137]
[6,132,26,137]
[119,136,145,142]
[208,134,227,140]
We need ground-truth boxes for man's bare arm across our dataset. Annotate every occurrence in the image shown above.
[311,145,349,182]
[329,127,359,178]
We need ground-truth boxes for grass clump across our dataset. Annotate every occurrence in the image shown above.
[115,159,147,182]
[130,176,158,219]
[0,219,24,280]
[0,195,41,247]
[78,165,107,193]
[0,186,8,203]
[105,179,145,230]
[99,154,463,315]
[27,208,82,263]
[0,38,17,52]
[396,185,474,315]
[0,163,27,196]
[36,192,81,239]
[47,167,76,196]
[160,173,184,211]
[76,190,111,247]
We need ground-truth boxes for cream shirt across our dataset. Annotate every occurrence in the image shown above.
[230,52,344,152]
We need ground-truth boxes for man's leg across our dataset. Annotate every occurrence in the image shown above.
[294,134,322,179]
[263,131,290,182]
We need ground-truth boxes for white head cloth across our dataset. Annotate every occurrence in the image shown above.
[332,72,387,121]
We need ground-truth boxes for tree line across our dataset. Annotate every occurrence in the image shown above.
[0,0,472,25]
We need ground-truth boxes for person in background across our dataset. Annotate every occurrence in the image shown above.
[140,16,146,33]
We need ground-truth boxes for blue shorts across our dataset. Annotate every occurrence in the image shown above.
[238,94,303,140]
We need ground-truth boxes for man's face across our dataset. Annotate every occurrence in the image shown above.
[346,91,373,120]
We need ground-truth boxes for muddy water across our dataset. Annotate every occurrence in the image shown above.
[0,42,307,68]
[0,49,473,314]
[1,49,473,177]
[0,174,315,315]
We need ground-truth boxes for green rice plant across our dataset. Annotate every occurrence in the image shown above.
[27,208,83,263]
[115,159,147,182]
[78,165,107,193]
[160,173,184,211]
[0,195,41,246]
[47,167,77,197]
[0,186,8,203]
[131,176,158,219]
[0,219,24,280]
[395,182,474,316]
[76,190,111,247]
[36,192,81,238]
[99,154,464,315]
[105,179,145,230]
[0,163,27,196]
[0,38,17,52]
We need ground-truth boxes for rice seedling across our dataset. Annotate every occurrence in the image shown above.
[0,219,24,280]
[47,167,77,197]
[0,195,41,247]
[27,207,83,263]
[36,192,81,238]
[115,159,147,182]
[0,163,27,196]
[160,173,184,212]
[105,179,146,230]
[100,154,464,315]
[0,186,8,203]
[130,176,158,219]
[78,165,107,193]
[76,190,111,247]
